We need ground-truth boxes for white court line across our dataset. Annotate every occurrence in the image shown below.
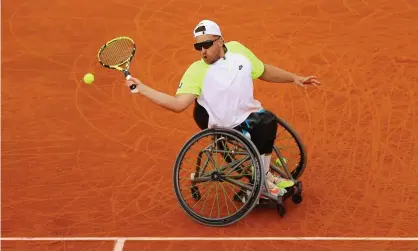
[1,237,418,241]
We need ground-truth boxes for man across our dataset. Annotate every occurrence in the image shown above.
[125,20,320,196]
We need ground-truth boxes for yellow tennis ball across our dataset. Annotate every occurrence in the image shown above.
[83,73,94,84]
[275,157,287,167]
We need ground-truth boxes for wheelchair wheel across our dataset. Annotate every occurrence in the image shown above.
[214,116,307,181]
[173,128,264,227]
[270,116,307,180]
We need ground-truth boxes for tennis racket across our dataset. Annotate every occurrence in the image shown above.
[97,36,137,91]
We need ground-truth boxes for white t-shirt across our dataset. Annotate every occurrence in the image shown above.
[176,41,265,128]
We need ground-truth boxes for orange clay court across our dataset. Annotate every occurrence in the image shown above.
[1,0,418,250]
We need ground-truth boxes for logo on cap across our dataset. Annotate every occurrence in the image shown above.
[194,25,206,35]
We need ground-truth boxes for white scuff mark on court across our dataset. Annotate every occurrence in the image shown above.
[113,238,126,251]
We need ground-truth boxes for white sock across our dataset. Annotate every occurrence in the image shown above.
[263,154,271,175]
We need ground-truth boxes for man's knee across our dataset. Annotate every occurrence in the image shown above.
[250,110,278,155]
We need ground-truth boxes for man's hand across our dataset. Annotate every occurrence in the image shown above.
[293,75,321,90]
[125,77,142,93]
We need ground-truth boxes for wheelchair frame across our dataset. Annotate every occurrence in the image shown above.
[173,116,306,227]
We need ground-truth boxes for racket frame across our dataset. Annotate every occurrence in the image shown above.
[97,36,137,90]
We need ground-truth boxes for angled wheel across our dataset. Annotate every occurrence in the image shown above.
[292,194,303,204]
[173,128,264,227]
[270,116,307,180]
[215,116,307,181]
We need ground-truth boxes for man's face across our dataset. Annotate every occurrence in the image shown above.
[194,35,222,64]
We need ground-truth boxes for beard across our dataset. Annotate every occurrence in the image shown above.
[202,51,221,64]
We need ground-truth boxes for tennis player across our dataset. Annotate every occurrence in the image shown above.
[125,20,320,196]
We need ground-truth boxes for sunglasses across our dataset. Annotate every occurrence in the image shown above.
[194,37,221,51]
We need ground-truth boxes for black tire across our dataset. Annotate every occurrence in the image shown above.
[292,194,303,204]
[277,203,286,217]
[213,116,307,181]
[173,128,264,227]
[272,116,307,180]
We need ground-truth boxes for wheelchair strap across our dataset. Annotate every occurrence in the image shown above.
[237,109,266,135]
[257,108,265,114]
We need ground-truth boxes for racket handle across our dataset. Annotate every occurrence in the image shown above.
[123,70,131,80]
[123,70,138,92]
[128,79,137,91]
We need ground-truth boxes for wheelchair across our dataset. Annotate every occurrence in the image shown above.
[173,115,307,227]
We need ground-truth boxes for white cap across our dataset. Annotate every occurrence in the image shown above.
[193,20,222,38]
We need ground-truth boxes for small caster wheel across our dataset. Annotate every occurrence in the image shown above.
[276,196,286,217]
[277,203,286,217]
[292,193,303,204]
[191,186,201,200]
[296,181,303,191]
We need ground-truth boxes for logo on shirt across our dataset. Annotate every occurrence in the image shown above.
[178,82,183,89]
[239,65,243,70]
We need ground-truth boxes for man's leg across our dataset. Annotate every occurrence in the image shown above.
[249,110,294,191]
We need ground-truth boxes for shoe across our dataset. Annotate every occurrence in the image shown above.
[259,180,287,200]
[266,172,295,189]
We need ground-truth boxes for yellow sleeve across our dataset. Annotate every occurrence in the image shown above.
[176,61,209,96]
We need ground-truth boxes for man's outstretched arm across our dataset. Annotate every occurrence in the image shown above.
[125,77,197,113]
[259,64,321,89]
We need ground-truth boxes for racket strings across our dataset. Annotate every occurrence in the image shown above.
[99,39,134,66]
